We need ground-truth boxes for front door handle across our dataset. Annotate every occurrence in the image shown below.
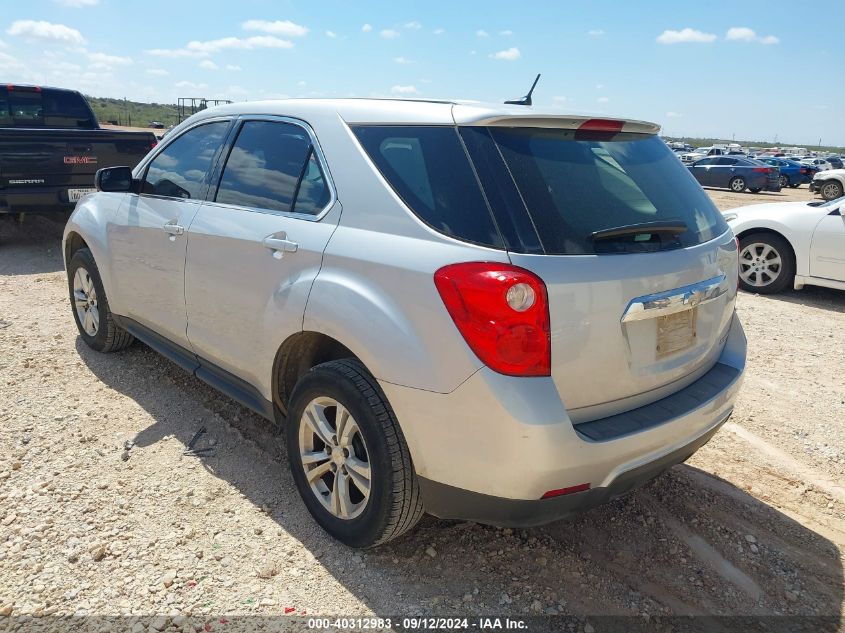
[163,222,184,236]
[263,235,298,259]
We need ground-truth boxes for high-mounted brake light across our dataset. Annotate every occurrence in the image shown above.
[434,262,551,377]
[577,119,624,133]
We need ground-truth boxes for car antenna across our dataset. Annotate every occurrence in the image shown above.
[504,74,541,106]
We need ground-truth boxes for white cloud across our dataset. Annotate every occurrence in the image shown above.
[476,29,489,37]
[469,50,477,56]
[84,50,132,66]
[241,19,308,37]
[325,30,337,38]
[225,64,241,71]
[726,27,779,45]
[7,20,85,45]
[297,80,306,86]
[597,96,610,103]
[146,68,169,76]
[404,21,422,30]
[148,35,294,58]
[656,28,717,44]
[490,47,520,61]
[499,30,513,36]
[361,24,372,33]
[175,80,208,90]
[553,96,568,102]
[0,51,25,71]
[0,39,6,48]
[199,60,218,70]
[380,29,400,39]
[595,83,604,89]
[588,29,605,36]
[54,0,98,6]
[393,56,412,64]
[433,28,445,35]
[666,111,682,118]
[391,84,419,95]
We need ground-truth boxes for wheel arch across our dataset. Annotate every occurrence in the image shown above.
[272,331,364,416]
[64,231,90,267]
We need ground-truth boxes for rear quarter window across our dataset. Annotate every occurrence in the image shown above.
[352,126,503,249]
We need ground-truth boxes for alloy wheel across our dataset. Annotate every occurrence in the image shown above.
[730,177,746,192]
[298,396,371,520]
[73,267,100,336]
[739,243,782,288]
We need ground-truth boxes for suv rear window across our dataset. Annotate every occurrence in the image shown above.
[479,127,728,254]
[353,125,727,255]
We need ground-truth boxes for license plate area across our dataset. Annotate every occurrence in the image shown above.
[68,188,95,202]
[656,308,697,358]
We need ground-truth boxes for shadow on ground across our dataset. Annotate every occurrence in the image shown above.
[0,215,66,275]
[75,336,844,621]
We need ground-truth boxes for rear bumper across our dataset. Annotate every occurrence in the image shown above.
[0,186,83,213]
[381,315,746,525]
[809,180,823,193]
[418,415,727,527]
[765,179,782,192]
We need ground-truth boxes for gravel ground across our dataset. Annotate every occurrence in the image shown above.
[0,185,843,630]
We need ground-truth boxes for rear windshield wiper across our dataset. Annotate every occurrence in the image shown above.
[591,221,688,242]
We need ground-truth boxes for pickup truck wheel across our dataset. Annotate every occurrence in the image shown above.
[67,248,135,352]
[286,359,423,548]
[729,176,747,193]
[738,233,794,295]
[820,180,843,201]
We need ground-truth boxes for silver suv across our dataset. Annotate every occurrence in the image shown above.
[63,99,746,547]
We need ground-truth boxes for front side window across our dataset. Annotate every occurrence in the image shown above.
[215,120,329,215]
[143,121,229,199]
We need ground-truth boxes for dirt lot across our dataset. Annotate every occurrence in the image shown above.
[0,186,843,629]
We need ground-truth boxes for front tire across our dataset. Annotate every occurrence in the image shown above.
[729,176,747,193]
[738,233,795,294]
[67,248,134,352]
[820,180,843,201]
[779,175,790,189]
[286,359,423,548]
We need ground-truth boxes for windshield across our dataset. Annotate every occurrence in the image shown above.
[476,127,728,255]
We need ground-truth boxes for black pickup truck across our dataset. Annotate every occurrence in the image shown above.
[0,84,157,215]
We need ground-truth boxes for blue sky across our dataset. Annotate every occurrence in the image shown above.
[2,0,843,145]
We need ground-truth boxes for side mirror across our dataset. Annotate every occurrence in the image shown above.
[95,166,134,192]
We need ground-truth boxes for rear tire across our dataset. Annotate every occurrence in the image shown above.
[789,182,801,189]
[738,233,795,294]
[67,248,135,352]
[729,176,747,193]
[820,180,843,201]
[286,359,424,548]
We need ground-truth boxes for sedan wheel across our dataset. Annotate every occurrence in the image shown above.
[729,176,746,193]
[779,175,789,188]
[737,233,795,294]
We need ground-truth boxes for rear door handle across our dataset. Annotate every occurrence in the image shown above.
[163,221,184,236]
[263,235,298,258]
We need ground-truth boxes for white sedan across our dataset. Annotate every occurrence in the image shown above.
[723,198,845,294]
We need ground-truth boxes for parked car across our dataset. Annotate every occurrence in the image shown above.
[801,157,832,171]
[0,84,157,215]
[688,156,781,193]
[149,121,165,129]
[810,169,845,200]
[724,197,845,293]
[63,99,746,547]
[825,155,843,170]
[755,157,813,188]
[680,146,726,164]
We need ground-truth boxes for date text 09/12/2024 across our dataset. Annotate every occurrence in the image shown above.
[306,617,528,630]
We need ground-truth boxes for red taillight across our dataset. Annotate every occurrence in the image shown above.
[751,167,770,173]
[434,262,551,377]
[150,141,158,150]
[800,168,808,174]
[541,483,591,499]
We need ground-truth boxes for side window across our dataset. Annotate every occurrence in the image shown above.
[695,158,715,166]
[143,121,229,199]
[715,157,736,166]
[215,120,329,215]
